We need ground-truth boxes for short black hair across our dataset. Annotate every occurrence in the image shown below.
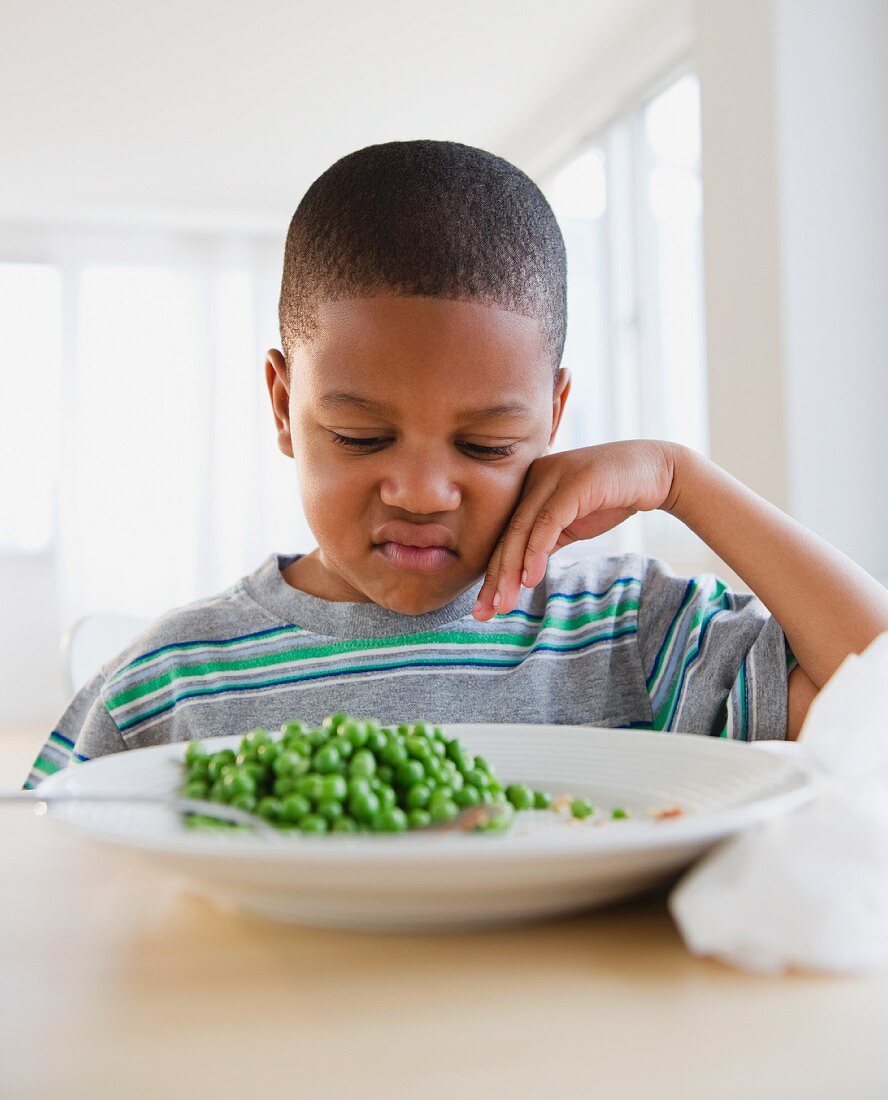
[278,139,567,381]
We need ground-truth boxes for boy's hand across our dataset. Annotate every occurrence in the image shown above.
[472,440,676,620]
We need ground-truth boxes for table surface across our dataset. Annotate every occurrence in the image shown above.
[3,728,888,1100]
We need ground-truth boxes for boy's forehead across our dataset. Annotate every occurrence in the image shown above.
[295,295,550,415]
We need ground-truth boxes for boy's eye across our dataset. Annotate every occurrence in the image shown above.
[328,432,517,458]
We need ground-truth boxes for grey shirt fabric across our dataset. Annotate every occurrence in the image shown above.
[23,550,795,787]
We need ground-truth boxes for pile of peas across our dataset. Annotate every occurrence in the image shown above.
[181,713,612,835]
[183,714,524,834]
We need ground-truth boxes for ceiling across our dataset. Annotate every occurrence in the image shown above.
[1,0,657,231]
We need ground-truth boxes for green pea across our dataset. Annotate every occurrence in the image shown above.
[429,797,459,825]
[396,760,425,787]
[329,736,353,760]
[612,807,630,820]
[367,730,388,753]
[257,796,283,821]
[280,721,305,739]
[349,790,380,823]
[408,808,432,830]
[223,768,257,797]
[332,816,359,834]
[405,783,431,809]
[371,807,408,833]
[448,769,465,791]
[273,750,310,777]
[294,774,324,802]
[376,764,394,784]
[319,775,347,802]
[533,790,553,810]
[243,728,271,747]
[349,750,377,778]
[381,741,408,767]
[572,798,595,819]
[405,737,432,761]
[186,757,210,781]
[183,780,208,799]
[256,741,281,766]
[454,786,481,808]
[313,745,341,774]
[377,786,397,811]
[506,784,535,810]
[348,776,372,800]
[308,727,331,748]
[281,793,312,822]
[341,719,368,747]
[273,776,295,799]
[299,814,329,834]
[466,768,490,791]
[317,798,344,821]
[206,756,229,782]
[184,740,207,765]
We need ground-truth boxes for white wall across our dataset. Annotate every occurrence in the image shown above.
[775,0,888,584]
[696,0,888,588]
[0,555,67,730]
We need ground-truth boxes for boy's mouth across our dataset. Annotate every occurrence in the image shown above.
[372,521,458,574]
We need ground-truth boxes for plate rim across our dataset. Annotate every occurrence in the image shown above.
[36,723,823,861]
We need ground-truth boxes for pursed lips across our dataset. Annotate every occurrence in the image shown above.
[373,521,458,552]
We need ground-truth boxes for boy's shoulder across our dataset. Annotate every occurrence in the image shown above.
[95,555,281,687]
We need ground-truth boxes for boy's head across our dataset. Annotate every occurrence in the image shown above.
[266,139,571,615]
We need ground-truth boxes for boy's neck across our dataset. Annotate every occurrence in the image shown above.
[281,550,374,603]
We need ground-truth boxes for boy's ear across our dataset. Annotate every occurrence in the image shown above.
[548,368,571,447]
[265,349,294,458]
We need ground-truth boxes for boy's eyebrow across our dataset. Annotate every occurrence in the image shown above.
[320,390,534,421]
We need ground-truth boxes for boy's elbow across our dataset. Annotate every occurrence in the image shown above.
[786,665,819,740]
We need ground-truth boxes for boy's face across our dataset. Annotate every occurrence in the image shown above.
[266,295,570,615]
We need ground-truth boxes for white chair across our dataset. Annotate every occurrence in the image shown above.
[61,614,153,697]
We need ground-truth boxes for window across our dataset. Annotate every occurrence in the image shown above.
[0,231,305,626]
[543,70,707,564]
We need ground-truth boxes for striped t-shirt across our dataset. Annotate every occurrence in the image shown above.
[23,551,797,789]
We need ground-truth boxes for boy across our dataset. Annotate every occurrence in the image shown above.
[23,139,888,788]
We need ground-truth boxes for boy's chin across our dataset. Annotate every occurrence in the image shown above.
[372,575,466,617]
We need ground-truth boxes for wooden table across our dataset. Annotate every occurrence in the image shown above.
[3,728,888,1100]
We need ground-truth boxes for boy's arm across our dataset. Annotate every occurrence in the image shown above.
[664,444,888,739]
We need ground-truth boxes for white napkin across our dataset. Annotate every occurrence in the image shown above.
[668,632,888,975]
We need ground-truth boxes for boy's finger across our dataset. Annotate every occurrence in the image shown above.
[492,490,560,611]
[513,492,580,598]
[472,538,506,619]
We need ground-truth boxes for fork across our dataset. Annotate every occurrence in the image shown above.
[0,790,503,837]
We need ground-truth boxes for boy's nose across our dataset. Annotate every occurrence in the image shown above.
[378,455,460,514]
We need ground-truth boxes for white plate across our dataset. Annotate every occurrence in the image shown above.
[37,724,821,932]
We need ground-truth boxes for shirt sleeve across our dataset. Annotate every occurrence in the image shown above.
[635,556,793,741]
[21,669,129,790]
